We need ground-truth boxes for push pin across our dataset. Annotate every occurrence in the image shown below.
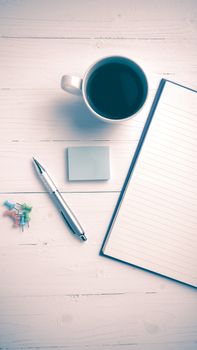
[12,212,20,227]
[3,200,16,211]
[19,214,26,231]
[3,210,16,219]
[23,211,31,226]
[12,211,19,220]
[13,216,20,228]
[3,210,13,217]
[3,199,32,231]
[3,210,20,226]
[17,203,32,212]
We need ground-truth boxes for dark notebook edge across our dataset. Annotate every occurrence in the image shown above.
[102,251,197,289]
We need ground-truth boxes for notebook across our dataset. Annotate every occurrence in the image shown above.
[101,79,197,288]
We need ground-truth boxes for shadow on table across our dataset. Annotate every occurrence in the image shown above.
[54,97,117,138]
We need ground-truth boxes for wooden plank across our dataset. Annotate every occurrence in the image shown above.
[0,88,153,142]
[0,0,196,39]
[0,292,197,349]
[0,140,138,193]
[1,17,196,40]
[0,38,196,89]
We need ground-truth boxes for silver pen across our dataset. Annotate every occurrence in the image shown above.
[33,158,87,241]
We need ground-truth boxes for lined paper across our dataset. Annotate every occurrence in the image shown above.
[103,81,197,287]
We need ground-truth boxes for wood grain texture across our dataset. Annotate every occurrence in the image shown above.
[0,293,197,350]
[0,39,196,89]
[0,88,153,141]
[0,0,196,40]
[0,0,197,349]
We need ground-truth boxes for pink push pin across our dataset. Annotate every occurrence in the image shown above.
[10,211,18,220]
[4,210,20,226]
[3,210,11,217]
[13,216,20,227]
[3,210,17,219]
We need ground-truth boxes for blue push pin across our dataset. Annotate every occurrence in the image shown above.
[3,200,16,210]
[19,214,26,231]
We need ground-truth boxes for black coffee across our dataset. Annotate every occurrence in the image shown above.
[86,62,147,120]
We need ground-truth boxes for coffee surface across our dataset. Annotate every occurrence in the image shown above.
[86,62,146,119]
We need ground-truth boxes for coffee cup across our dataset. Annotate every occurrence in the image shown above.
[61,56,148,123]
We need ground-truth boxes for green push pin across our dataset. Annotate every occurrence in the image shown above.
[17,203,32,212]
[23,211,31,228]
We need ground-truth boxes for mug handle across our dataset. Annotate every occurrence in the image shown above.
[61,75,82,96]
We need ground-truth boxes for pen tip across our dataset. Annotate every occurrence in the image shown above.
[81,234,87,241]
[32,157,44,174]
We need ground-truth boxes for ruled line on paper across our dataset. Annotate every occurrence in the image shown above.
[133,175,197,203]
[147,122,197,145]
[125,184,197,215]
[108,246,197,280]
[116,208,197,246]
[151,121,197,143]
[138,162,197,189]
[134,168,197,199]
[163,102,197,117]
[107,242,197,279]
[159,110,197,128]
[136,160,197,188]
[143,140,197,161]
[121,207,197,243]
[111,237,197,271]
[122,197,197,229]
[112,223,197,255]
[146,130,197,150]
[158,107,197,124]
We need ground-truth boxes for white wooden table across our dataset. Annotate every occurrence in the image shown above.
[0,1,197,349]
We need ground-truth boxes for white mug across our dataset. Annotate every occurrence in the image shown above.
[61,56,148,123]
